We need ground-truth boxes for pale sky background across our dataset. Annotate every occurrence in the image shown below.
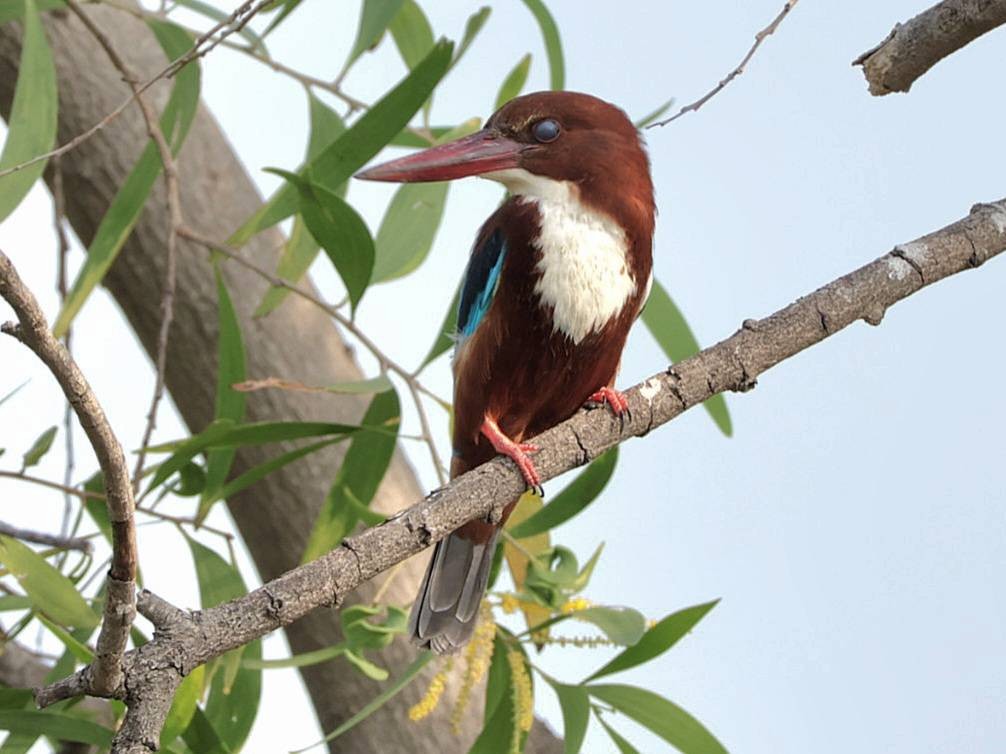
[1,1,1005,753]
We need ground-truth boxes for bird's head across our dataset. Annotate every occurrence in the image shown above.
[356,91,654,236]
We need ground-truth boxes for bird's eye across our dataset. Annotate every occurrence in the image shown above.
[531,118,561,143]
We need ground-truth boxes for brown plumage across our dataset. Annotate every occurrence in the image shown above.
[357,92,655,652]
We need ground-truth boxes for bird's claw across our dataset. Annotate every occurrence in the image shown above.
[481,418,544,498]
[586,386,631,429]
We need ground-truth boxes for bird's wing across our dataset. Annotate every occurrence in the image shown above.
[456,227,506,341]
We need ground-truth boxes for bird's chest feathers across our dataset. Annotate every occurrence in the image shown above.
[527,195,635,344]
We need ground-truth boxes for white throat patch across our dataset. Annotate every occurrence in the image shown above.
[482,168,635,344]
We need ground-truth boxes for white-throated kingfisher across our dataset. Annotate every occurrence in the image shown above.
[357,92,655,653]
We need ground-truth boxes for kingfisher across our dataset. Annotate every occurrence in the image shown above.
[356,92,655,653]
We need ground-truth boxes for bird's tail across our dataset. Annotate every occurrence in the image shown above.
[408,529,499,654]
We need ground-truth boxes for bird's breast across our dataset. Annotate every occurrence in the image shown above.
[525,193,639,345]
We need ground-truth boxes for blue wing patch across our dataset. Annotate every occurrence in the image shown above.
[457,229,506,339]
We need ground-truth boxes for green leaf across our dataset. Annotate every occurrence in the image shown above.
[0,536,97,629]
[0,0,64,25]
[372,182,449,282]
[0,0,56,223]
[175,462,207,496]
[573,606,646,646]
[344,649,389,681]
[37,613,94,663]
[587,600,719,682]
[342,0,405,72]
[186,536,244,609]
[254,217,320,317]
[547,680,589,754]
[267,169,374,313]
[181,707,231,754]
[0,595,32,611]
[587,684,728,754]
[302,389,400,562]
[146,419,358,493]
[453,6,491,67]
[520,0,564,90]
[230,40,454,244]
[341,604,407,652]
[20,425,56,470]
[634,97,676,129]
[417,280,460,370]
[186,536,261,752]
[388,0,434,69]
[254,93,345,317]
[388,125,451,148]
[243,643,346,670]
[295,652,433,749]
[0,379,29,409]
[470,634,515,754]
[52,20,201,338]
[161,665,204,748]
[261,0,303,37]
[204,636,261,753]
[198,266,247,522]
[0,711,112,748]
[495,53,532,110]
[173,0,268,53]
[82,471,113,544]
[598,717,643,754]
[209,438,338,507]
[0,689,32,709]
[508,447,617,538]
[641,278,732,436]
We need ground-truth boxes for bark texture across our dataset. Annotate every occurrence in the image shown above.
[854,0,1006,94]
[0,6,561,753]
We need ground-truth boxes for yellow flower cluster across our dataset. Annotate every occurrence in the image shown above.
[560,597,592,614]
[408,661,451,722]
[450,601,497,733]
[500,592,520,614]
[507,649,534,752]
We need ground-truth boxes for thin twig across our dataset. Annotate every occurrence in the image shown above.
[63,1,184,496]
[0,249,137,698]
[0,0,274,180]
[0,520,93,553]
[0,469,235,541]
[97,0,433,139]
[51,155,76,539]
[648,0,800,128]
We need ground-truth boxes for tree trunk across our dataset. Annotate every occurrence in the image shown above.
[0,7,560,752]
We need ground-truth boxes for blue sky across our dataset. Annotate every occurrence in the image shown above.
[2,1,1004,752]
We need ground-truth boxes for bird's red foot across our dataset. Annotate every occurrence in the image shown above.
[480,417,543,496]
[587,386,632,427]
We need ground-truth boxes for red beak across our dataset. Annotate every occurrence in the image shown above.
[355,130,523,183]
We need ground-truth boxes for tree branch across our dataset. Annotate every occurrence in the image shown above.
[854,0,1006,95]
[648,0,799,128]
[29,197,1006,748]
[0,519,93,552]
[0,250,138,697]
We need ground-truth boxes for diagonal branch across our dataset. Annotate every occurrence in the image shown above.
[648,0,800,128]
[0,250,138,698]
[28,196,1006,749]
[854,0,1006,95]
[0,519,92,553]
